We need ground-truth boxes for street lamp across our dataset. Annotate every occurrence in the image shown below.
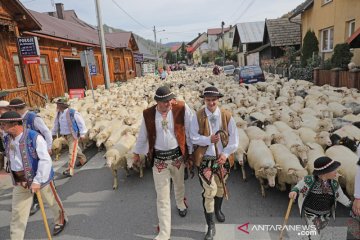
[221,21,225,66]
[153,26,165,67]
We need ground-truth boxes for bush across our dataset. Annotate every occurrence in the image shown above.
[331,43,353,69]
[301,30,319,67]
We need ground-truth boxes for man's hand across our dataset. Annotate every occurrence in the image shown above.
[210,134,220,144]
[353,199,360,216]
[133,153,140,163]
[80,136,86,141]
[216,153,227,165]
[48,149,52,155]
[289,191,297,200]
[30,182,41,193]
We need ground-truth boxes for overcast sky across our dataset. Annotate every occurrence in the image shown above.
[20,0,304,43]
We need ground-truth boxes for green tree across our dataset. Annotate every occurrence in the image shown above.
[301,30,319,67]
[331,43,353,69]
[180,42,187,62]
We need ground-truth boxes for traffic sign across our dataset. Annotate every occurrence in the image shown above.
[89,65,97,75]
[80,50,96,67]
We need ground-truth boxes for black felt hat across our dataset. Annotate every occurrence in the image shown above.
[154,86,176,102]
[8,98,26,108]
[0,111,23,122]
[312,156,341,175]
[55,97,70,107]
[200,86,224,98]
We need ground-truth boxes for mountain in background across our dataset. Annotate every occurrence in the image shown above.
[163,42,183,48]
[103,24,168,55]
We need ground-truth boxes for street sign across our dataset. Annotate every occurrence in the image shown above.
[17,37,40,57]
[80,50,96,67]
[69,89,85,99]
[23,56,40,64]
[134,52,144,63]
[89,64,97,75]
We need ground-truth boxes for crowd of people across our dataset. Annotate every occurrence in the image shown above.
[0,84,359,240]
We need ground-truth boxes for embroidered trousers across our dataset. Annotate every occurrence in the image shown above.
[153,157,186,240]
[10,181,67,240]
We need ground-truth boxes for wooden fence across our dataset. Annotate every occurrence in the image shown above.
[3,87,48,108]
[313,68,360,89]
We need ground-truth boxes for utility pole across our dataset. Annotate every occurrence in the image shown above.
[153,26,158,68]
[95,0,110,89]
[221,21,225,66]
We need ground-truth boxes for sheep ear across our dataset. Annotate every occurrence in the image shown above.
[257,167,265,173]
[288,168,295,175]
[103,154,106,159]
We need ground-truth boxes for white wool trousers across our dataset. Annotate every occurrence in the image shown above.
[200,174,228,213]
[152,157,186,240]
[10,181,67,240]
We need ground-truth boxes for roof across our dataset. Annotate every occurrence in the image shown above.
[207,27,230,35]
[171,45,181,52]
[136,41,156,60]
[246,42,271,55]
[236,21,264,43]
[46,10,96,29]
[265,17,301,47]
[105,32,132,48]
[288,0,314,19]
[187,33,205,47]
[3,0,41,31]
[347,26,360,48]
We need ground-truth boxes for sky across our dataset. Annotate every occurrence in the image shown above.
[20,0,305,43]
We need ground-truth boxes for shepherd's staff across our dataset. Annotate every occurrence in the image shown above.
[214,130,228,200]
[279,198,294,240]
[35,191,52,240]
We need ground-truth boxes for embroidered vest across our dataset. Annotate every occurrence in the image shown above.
[5,129,54,187]
[143,101,186,166]
[193,107,235,167]
[23,111,38,132]
[57,108,80,139]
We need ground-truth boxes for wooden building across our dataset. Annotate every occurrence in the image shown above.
[0,1,137,106]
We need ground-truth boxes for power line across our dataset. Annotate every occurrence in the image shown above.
[228,0,246,22]
[111,0,150,31]
[232,0,256,25]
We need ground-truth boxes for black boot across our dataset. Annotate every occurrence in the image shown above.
[29,195,40,216]
[214,196,225,222]
[204,212,216,240]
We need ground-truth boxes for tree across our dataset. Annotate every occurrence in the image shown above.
[180,42,187,62]
[331,43,353,69]
[301,30,319,67]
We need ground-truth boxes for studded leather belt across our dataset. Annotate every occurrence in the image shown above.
[154,147,181,160]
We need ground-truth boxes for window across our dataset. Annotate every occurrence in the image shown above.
[39,56,52,82]
[321,27,334,52]
[348,20,356,37]
[323,0,332,5]
[114,57,120,73]
[12,54,25,86]
[229,32,233,38]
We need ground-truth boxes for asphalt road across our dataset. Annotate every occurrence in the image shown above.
[0,148,358,240]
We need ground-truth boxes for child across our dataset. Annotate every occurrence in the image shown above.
[289,156,352,240]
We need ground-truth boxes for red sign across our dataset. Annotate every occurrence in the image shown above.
[69,89,85,99]
[23,56,40,64]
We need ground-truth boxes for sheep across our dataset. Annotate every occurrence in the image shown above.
[334,125,360,141]
[51,137,68,161]
[296,127,332,148]
[273,121,293,133]
[236,128,250,181]
[247,140,280,197]
[126,152,146,178]
[305,142,325,174]
[325,145,358,197]
[103,133,137,190]
[282,130,309,166]
[328,102,353,118]
[270,144,308,191]
[244,126,271,146]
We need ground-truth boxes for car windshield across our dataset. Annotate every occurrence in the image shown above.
[223,65,234,70]
[241,66,262,77]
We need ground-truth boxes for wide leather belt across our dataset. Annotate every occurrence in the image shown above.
[12,170,27,182]
[154,147,181,161]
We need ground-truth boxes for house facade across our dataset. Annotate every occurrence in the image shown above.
[207,27,230,51]
[216,26,236,52]
[290,0,360,65]
[186,32,207,65]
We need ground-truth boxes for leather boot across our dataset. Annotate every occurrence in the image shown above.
[204,212,216,240]
[214,196,225,222]
[29,195,40,216]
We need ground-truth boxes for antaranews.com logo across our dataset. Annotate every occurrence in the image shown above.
[237,222,317,236]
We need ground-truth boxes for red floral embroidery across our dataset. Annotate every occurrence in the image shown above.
[154,161,168,173]
[171,158,182,170]
[203,167,213,183]
[300,186,308,194]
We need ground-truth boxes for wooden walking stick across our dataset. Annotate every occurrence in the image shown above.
[279,198,294,240]
[35,191,52,240]
[214,130,229,200]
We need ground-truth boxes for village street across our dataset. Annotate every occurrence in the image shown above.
[0,144,354,240]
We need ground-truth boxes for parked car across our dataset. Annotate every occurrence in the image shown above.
[233,65,265,84]
[223,65,235,76]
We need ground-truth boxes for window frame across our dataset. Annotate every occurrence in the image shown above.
[39,55,52,83]
[321,27,334,52]
[11,53,34,87]
[113,57,121,73]
[322,0,332,5]
[348,20,356,38]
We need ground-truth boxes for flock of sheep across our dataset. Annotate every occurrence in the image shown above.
[37,68,360,198]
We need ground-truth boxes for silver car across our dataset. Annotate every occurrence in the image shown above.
[223,65,235,76]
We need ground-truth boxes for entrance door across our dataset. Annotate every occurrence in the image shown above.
[63,59,86,90]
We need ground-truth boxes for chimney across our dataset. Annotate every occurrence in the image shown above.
[198,33,201,36]
[55,3,64,20]
[230,25,232,29]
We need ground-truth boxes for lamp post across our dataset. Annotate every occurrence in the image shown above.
[153,26,165,67]
[221,21,225,66]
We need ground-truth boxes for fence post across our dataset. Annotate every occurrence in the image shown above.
[330,68,341,87]
[349,68,360,89]
[313,67,320,85]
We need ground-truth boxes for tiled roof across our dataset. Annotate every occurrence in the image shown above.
[171,45,181,52]
[207,27,230,35]
[105,32,132,48]
[46,10,96,29]
[289,0,314,19]
[236,21,264,43]
[265,17,301,47]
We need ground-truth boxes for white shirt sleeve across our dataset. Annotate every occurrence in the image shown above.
[184,103,194,154]
[34,117,52,150]
[222,117,239,158]
[190,112,212,147]
[133,116,149,155]
[51,112,60,136]
[74,111,88,136]
[355,165,360,199]
[33,135,53,184]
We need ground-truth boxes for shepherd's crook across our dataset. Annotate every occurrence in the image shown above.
[35,191,52,240]
[279,198,294,240]
[214,130,229,200]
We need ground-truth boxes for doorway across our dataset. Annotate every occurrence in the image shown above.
[63,59,86,90]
